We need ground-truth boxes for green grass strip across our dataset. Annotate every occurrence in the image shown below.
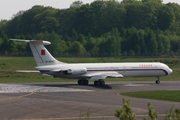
[120,90,180,102]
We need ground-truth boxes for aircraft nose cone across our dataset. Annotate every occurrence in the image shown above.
[169,69,173,74]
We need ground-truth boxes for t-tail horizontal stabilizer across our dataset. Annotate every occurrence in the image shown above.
[10,39,51,45]
[10,39,65,66]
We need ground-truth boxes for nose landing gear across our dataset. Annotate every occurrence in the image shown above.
[155,77,160,84]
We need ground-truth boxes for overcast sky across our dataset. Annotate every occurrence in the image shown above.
[0,0,179,20]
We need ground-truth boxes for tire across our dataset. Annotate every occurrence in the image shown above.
[156,80,160,84]
[78,80,89,85]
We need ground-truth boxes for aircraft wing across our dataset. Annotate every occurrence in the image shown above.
[83,71,123,80]
[16,70,53,77]
[16,70,40,73]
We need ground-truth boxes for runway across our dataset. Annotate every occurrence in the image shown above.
[0,81,180,120]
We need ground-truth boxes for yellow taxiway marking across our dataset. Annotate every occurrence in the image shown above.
[0,92,35,101]
[0,96,16,101]
[35,92,59,97]
[18,91,35,98]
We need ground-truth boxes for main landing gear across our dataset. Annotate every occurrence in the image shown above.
[78,80,89,85]
[77,79,106,86]
[94,79,105,86]
[155,77,160,84]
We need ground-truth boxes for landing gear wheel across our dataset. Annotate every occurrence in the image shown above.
[78,80,82,85]
[94,80,105,86]
[84,80,89,85]
[78,80,89,85]
[101,81,105,85]
[94,81,99,86]
[94,81,98,86]
[155,80,160,84]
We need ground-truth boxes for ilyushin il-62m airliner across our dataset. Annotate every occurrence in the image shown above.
[10,39,173,86]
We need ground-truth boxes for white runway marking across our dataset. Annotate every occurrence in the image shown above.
[123,83,150,86]
[0,84,94,93]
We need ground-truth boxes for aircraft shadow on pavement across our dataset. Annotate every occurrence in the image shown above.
[30,83,112,90]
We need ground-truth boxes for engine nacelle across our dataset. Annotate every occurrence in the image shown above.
[64,67,87,75]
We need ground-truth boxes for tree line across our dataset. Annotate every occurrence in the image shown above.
[0,0,180,57]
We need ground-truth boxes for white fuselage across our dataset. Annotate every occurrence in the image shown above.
[36,62,172,80]
[10,39,173,85]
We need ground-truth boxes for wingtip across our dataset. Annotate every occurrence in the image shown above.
[10,39,51,45]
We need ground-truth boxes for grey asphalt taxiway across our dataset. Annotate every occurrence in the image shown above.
[0,81,180,120]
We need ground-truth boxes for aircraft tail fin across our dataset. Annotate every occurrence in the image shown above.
[10,39,65,66]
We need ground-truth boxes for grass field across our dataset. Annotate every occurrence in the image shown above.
[0,56,180,83]
[120,90,180,102]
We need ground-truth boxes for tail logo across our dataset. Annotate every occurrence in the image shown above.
[41,49,46,55]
